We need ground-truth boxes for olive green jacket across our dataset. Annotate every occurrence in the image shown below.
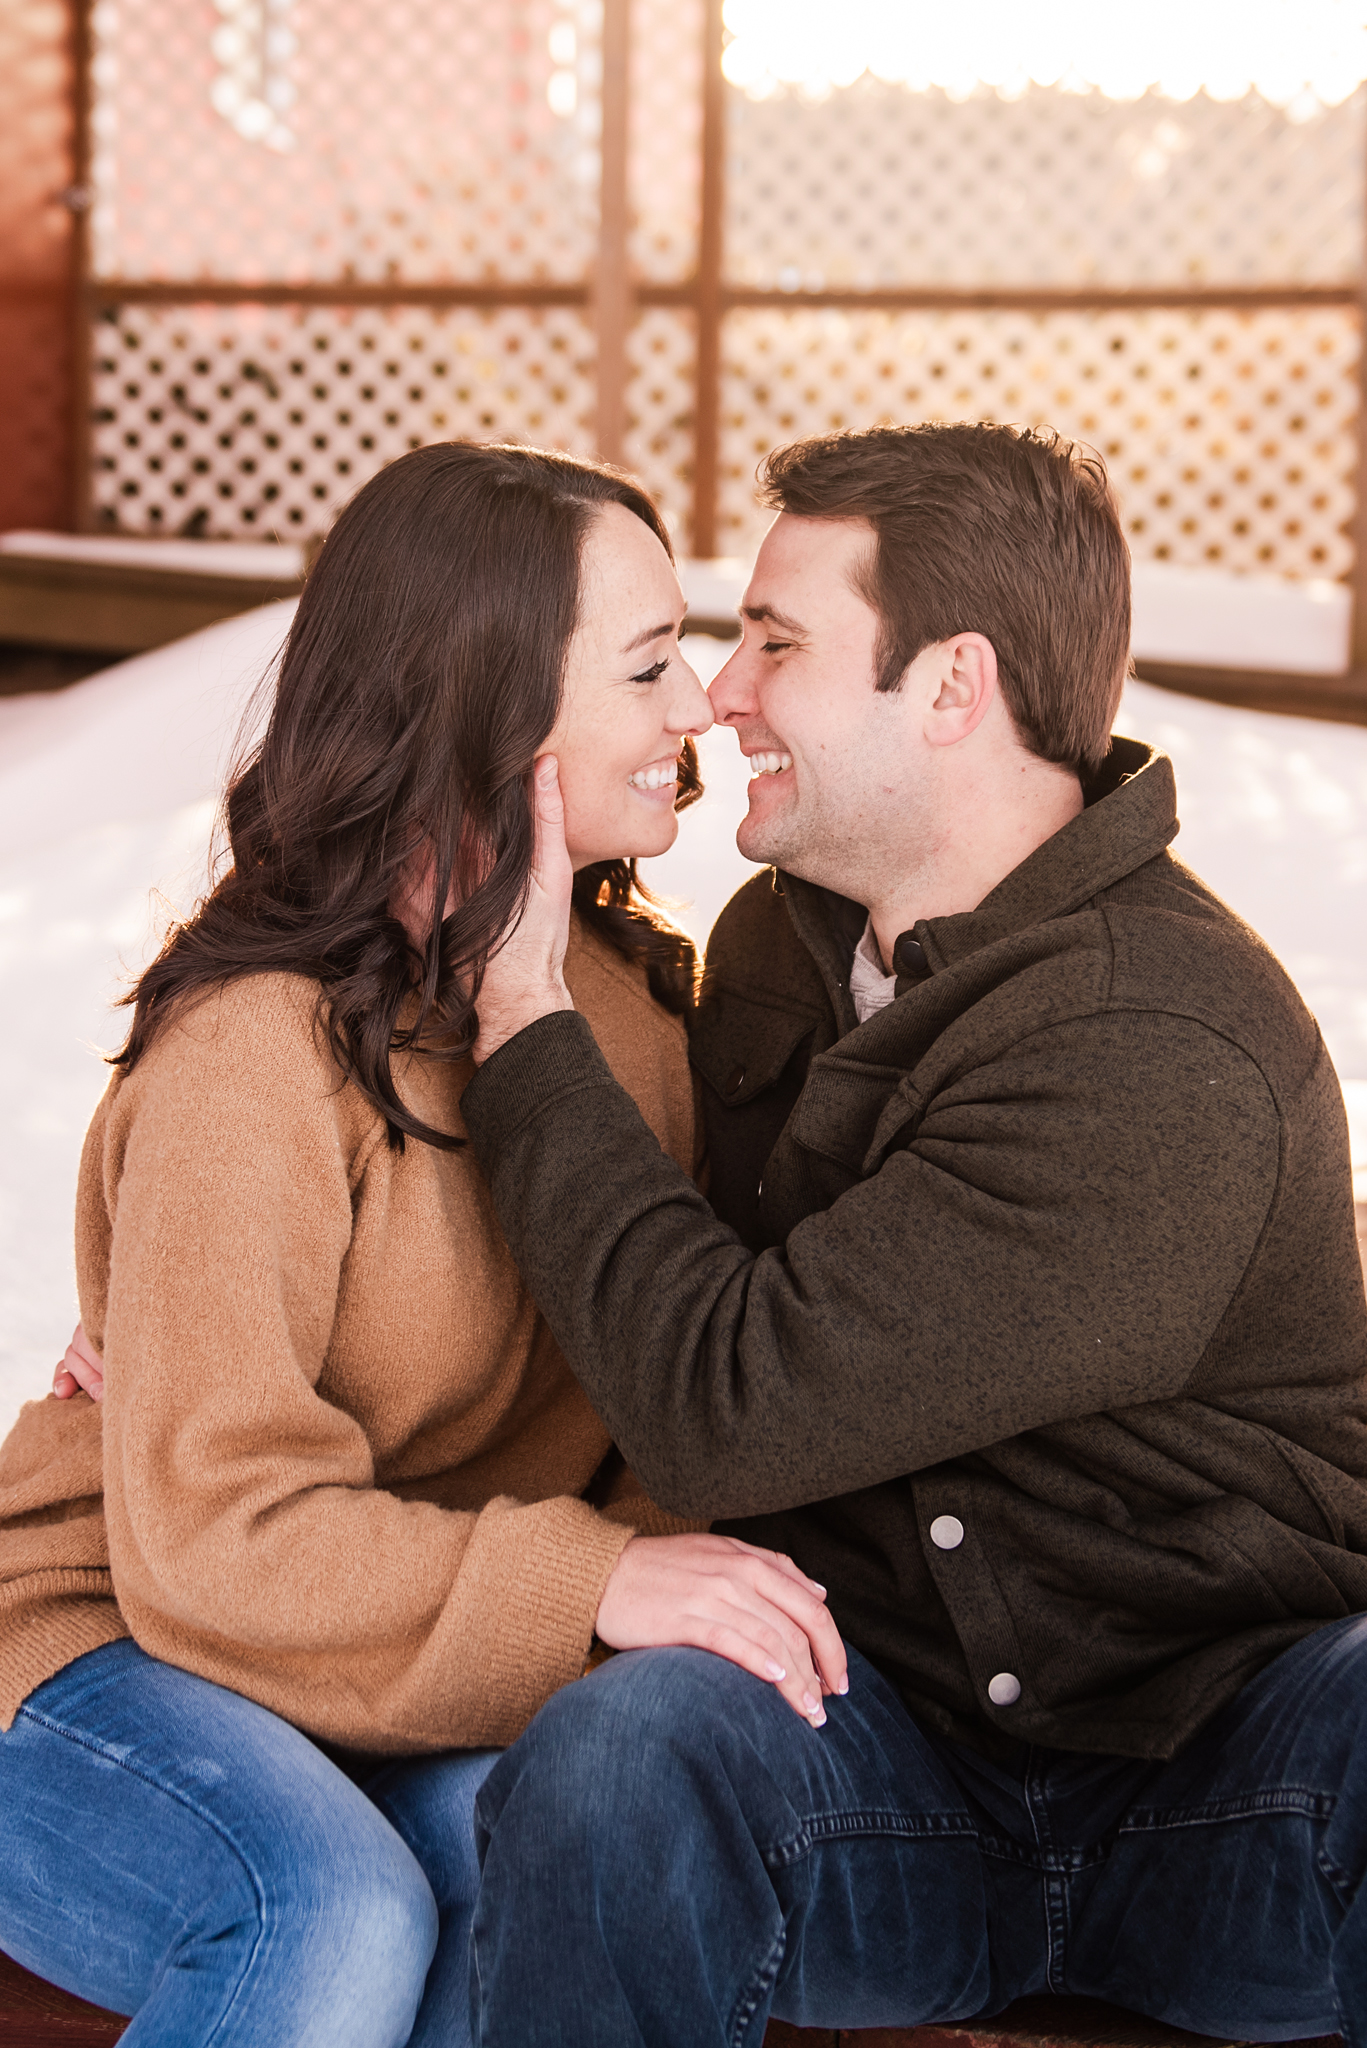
[463,737,1367,1759]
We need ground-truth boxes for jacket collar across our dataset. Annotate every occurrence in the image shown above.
[777,735,1177,999]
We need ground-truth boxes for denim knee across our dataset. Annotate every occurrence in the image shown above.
[476,1650,751,1858]
[250,1811,440,2048]
[487,1648,753,1793]
[316,1859,439,2045]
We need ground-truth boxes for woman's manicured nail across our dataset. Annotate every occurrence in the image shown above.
[802,1691,821,1715]
[765,1660,786,1682]
[837,1675,849,1696]
[810,1706,827,1728]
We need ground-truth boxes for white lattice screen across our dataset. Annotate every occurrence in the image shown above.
[623,307,698,535]
[726,82,1367,289]
[81,2,1367,602]
[90,303,599,532]
[90,0,603,282]
[718,306,1361,574]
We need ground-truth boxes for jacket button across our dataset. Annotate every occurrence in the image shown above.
[725,1064,746,1095]
[893,933,927,976]
[988,1672,1021,1707]
[929,1515,964,1550]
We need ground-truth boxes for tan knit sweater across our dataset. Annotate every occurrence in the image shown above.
[0,917,695,1752]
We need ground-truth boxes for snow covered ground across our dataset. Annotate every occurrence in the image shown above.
[2,585,1366,1440]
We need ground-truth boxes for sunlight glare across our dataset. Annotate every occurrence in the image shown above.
[721,0,1367,107]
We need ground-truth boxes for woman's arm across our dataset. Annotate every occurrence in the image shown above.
[60,1316,846,1728]
[89,981,630,1754]
[83,982,844,1747]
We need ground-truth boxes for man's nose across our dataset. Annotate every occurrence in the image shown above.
[708,642,756,724]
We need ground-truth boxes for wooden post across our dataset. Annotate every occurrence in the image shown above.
[594,0,631,467]
[1351,121,1367,673]
[689,0,725,559]
[69,0,93,529]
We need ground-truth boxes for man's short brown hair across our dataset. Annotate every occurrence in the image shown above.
[758,422,1130,776]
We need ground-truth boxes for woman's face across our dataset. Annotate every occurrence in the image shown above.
[546,502,714,869]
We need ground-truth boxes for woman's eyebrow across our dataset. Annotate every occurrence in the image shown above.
[622,620,680,653]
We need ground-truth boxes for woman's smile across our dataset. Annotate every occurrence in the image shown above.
[627,753,682,797]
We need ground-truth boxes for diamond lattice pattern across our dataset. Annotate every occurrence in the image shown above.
[623,308,697,540]
[90,0,603,283]
[720,307,1360,577]
[628,0,705,282]
[92,300,709,541]
[727,80,1367,288]
[91,302,598,533]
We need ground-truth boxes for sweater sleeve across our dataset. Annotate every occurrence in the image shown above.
[460,1005,1281,1521]
[95,986,632,1753]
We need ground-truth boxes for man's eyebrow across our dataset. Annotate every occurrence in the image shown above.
[741,602,806,635]
[622,620,680,654]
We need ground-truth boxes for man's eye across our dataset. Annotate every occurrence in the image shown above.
[631,657,669,684]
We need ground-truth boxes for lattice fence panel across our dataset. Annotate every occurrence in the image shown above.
[628,0,705,283]
[718,306,1360,578]
[727,82,1367,288]
[622,308,697,541]
[90,0,602,283]
[90,301,597,535]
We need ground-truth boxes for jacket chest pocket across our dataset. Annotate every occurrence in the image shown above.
[789,1058,925,1176]
[690,995,824,1108]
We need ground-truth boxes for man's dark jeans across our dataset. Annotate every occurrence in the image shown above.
[471,1615,1367,2047]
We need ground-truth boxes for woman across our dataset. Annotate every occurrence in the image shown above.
[0,443,845,2048]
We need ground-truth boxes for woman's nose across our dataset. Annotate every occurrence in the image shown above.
[668,658,715,736]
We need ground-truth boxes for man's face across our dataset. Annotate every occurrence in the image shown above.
[708,513,937,901]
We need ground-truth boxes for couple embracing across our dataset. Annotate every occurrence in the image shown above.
[2,423,1366,2048]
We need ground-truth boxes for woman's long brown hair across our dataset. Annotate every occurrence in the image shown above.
[114,441,702,1150]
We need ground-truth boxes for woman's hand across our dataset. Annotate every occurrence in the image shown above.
[53,1322,105,1403]
[595,1532,849,1728]
[472,755,575,1066]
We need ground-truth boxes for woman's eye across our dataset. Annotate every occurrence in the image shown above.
[761,640,792,655]
[630,657,669,684]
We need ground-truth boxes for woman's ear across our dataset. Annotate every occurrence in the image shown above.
[925,633,998,749]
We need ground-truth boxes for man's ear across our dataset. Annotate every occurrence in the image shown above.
[923,633,998,749]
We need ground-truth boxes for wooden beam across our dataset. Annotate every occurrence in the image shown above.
[0,550,302,654]
[69,0,94,530]
[715,282,1359,313]
[1133,658,1367,729]
[1351,121,1367,669]
[689,0,726,558]
[82,280,1357,316]
[594,0,632,466]
[85,279,591,309]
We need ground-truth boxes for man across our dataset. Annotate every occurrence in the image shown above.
[462,424,1367,2045]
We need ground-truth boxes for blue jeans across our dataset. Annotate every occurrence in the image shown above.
[0,1640,499,2047]
[472,1616,1367,2047]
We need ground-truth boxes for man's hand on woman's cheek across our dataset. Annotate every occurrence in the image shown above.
[595,1531,850,1727]
[473,754,576,1066]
